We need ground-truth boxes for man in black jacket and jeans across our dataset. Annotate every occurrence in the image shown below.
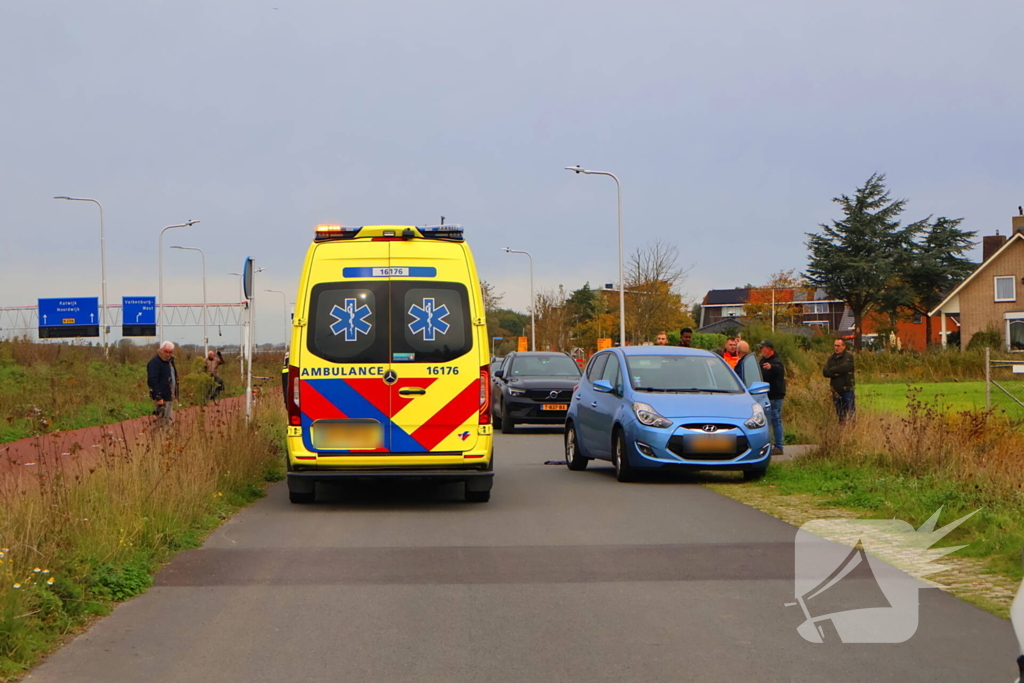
[147,341,178,423]
[758,340,786,455]
[823,338,855,422]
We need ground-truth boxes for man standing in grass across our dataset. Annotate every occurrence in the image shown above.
[823,338,855,422]
[148,341,178,423]
[758,340,786,455]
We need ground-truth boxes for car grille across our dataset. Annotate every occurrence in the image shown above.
[667,434,750,461]
[679,423,739,432]
[524,389,573,401]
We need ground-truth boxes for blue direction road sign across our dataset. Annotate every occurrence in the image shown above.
[122,296,157,337]
[123,297,156,325]
[38,297,100,338]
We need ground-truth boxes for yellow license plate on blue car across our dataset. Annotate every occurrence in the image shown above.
[684,433,736,454]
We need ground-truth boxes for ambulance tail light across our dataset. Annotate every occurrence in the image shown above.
[287,366,301,426]
[479,364,491,424]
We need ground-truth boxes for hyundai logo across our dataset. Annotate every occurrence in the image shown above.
[702,425,718,433]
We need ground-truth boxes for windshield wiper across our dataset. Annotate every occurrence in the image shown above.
[667,388,734,394]
[633,386,670,392]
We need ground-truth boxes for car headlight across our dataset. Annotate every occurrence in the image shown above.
[632,402,673,428]
[508,388,526,396]
[745,403,766,429]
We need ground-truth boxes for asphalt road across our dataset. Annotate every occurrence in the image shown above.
[25,429,1020,682]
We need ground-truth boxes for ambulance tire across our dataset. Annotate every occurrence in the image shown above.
[465,488,491,503]
[289,490,315,504]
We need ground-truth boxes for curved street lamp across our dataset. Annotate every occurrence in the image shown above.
[170,245,207,357]
[502,247,535,352]
[564,165,625,347]
[158,220,199,340]
[53,196,108,353]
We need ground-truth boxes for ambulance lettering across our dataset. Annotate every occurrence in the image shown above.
[408,298,450,341]
[300,366,385,377]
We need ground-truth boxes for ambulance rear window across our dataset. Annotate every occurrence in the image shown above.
[392,282,472,363]
[307,281,389,364]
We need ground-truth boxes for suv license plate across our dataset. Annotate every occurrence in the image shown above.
[541,404,568,411]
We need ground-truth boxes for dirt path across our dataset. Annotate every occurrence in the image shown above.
[0,396,254,485]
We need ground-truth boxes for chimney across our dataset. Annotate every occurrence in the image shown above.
[983,230,1007,261]
[1014,212,1024,235]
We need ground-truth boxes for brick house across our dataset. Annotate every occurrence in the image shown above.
[931,213,1024,350]
[699,288,845,331]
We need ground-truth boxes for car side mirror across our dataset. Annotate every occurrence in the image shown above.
[593,379,614,393]
[748,381,770,396]
[493,369,504,379]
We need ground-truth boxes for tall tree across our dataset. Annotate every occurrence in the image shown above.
[804,174,918,349]
[903,216,977,344]
[624,239,690,344]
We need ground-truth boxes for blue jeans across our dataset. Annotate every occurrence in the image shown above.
[768,398,784,448]
[832,390,855,422]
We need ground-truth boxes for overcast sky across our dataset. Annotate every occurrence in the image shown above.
[2,0,1022,344]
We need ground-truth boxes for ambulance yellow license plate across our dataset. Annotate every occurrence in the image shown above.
[312,420,383,450]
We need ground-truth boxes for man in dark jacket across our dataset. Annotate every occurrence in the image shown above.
[823,338,855,422]
[147,341,178,423]
[758,340,786,455]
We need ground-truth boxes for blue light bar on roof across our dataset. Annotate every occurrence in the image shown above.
[419,224,463,233]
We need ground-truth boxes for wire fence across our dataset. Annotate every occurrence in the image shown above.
[986,348,1024,418]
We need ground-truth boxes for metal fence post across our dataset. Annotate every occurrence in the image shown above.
[986,346,991,411]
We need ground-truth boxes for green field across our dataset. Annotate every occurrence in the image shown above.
[859,381,994,413]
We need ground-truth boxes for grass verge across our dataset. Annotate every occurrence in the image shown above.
[707,459,1023,617]
[0,399,286,680]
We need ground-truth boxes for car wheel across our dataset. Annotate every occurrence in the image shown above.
[289,490,315,504]
[500,402,516,434]
[465,488,491,503]
[743,468,767,482]
[565,423,588,471]
[492,403,503,429]
[612,430,635,482]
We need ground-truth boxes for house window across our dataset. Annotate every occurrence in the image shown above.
[720,306,744,318]
[804,302,828,314]
[1009,321,1024,351]
[995,276,1016,302]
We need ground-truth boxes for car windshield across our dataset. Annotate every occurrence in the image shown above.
[625,354,744,393]
[509,355,581,377]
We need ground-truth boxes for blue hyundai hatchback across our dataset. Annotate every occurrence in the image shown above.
[564,347,772,481]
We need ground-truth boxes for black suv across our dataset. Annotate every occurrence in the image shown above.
[491,352,582,433]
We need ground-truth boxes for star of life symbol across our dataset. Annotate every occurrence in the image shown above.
[329,298,372,341]
[788,507,977,644]
[408,298,450,341]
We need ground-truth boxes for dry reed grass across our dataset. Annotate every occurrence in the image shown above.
[0,397,284,678]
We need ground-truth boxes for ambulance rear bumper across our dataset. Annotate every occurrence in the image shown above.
[286,469,493,493]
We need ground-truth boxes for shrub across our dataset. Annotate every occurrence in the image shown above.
[966,324,1003,351]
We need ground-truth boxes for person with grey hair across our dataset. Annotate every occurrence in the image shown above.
[147,341,178,422]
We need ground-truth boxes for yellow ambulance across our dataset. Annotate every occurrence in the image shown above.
[284,224,494,503]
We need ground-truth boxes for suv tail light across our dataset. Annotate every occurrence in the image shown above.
[479,364,491,424]
[287,365,301,426]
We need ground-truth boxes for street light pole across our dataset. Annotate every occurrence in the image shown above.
[158,220,198,340]
[264,289,289,350]
[170,246,208,358]
[502,247,535,352]
[565,165,625,347]
[53,196,108,354]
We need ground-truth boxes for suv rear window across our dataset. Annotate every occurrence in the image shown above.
[306,280,472,364]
